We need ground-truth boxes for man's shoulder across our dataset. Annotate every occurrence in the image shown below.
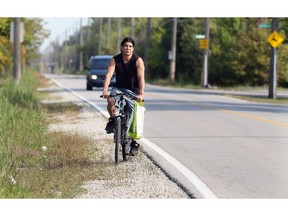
[113,54,122,62]
[113,53,121,58]
[132,54,141,63]
[134,54,144,64]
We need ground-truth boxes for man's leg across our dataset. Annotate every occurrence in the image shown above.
[123,96,140,156]
[107,97,116,117]
[105,88,118,134]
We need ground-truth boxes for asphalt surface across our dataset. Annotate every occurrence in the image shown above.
[45,73,288,198]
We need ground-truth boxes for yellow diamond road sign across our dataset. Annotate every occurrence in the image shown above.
[199,39,209,49]
[267,31,284,48]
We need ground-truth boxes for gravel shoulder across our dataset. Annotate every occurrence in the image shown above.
[42,80,190,199]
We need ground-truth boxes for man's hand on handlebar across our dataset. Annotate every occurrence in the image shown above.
[102,89,109,99]
[100,92,144,102]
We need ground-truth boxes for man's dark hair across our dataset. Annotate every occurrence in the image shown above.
[121,37,135,47]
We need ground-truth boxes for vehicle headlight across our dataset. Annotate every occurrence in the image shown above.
[91,75,97,80]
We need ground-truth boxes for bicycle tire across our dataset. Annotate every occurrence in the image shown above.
[122,113,130,161]
[122,138,130,162]
[114,117,121,165]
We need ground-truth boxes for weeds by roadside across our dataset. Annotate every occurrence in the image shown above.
[0,71,111,198]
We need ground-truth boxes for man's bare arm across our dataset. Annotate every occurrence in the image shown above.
[136,57,145,101]
[102,58,116,97]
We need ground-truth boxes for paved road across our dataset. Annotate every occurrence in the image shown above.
[46,73,288,198]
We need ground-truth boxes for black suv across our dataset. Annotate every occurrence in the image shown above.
[85,55,116,90]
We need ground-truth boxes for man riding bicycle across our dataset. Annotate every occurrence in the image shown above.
[102,37,145,156]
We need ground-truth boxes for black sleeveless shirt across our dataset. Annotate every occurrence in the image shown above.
[113,53,140,93]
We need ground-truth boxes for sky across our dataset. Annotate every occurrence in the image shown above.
[40,17,89,52]
[36,0,286,53]
[4,0,287,18]
[5,0,286,54]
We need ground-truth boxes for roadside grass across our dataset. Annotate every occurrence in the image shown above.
[0,71,112,198]
[35,73,62,101]
[149,78,288,104]
[226,94,288,104]
[12,131,108,198]
[42,102,83,124]
[149,78,201,89]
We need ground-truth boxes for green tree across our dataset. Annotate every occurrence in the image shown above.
[42,17,288,88]
[0,18,49,78]
[0,18,12,77]
[176,18,204,84]
[209,18,271,86]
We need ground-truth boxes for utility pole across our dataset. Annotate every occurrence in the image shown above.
[107,18,111,47]
[13,17,21,85]
[79,18,83,70]
[268,18,278,99]
[202,18,210,88]
[144,18,151,77]
[55,37,59,71]
[60,34,64,71]
[116,18,121,54]
[86,18,91,63]
[169,17,177,82]
[131,17,135,39]
[64,30,67,72]
[98,18,103,55]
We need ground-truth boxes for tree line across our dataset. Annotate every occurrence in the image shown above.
[2,18,288,88]
[0,18,49,79]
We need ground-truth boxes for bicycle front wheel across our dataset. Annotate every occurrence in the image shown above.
[122,138,130,162]
[114,117,121,165]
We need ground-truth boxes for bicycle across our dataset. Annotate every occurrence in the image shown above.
[100,93,133,165]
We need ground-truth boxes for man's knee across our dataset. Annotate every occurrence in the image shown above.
[107,97,115,106]
[107,97,116,114]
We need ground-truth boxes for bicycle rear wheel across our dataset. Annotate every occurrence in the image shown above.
[122,113,131,161]
[114,117,121,165]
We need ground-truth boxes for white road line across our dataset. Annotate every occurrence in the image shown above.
[49,76,218,199]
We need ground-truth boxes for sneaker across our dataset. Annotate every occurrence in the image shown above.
[105,117,114,134]
[130,141,140,156]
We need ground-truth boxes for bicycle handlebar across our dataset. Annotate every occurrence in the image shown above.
[100,93,123,98]
[100,94,144,102]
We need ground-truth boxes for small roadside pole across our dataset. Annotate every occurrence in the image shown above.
[199,18,210,88]
[169,17,177,82]
[12,18,21,85]
[266,18,284,99]
[79,18,83,71]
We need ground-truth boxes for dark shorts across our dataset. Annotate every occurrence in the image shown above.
[110,87,137,130]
